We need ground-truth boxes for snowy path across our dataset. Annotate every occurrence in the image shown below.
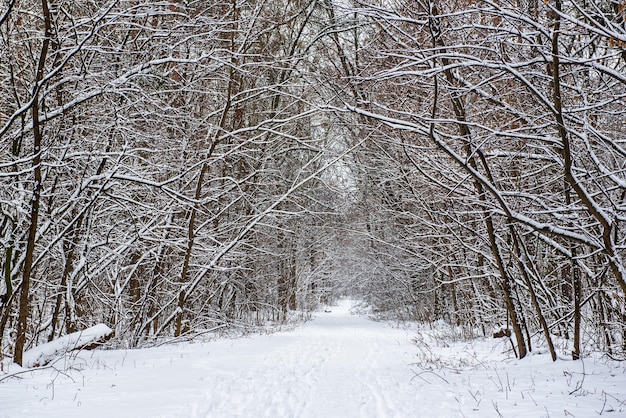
[3,299,626,417]
[195,300,424,417]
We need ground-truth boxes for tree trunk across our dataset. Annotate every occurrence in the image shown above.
[14,0,51,366]
[509,226,557,361]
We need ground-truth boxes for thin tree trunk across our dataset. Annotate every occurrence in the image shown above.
[447,265,460,326]
[15,0,51,366]
[509,226,557,361]
[563,185,582,359]
[48,235,76,341]
[597,290,613,354]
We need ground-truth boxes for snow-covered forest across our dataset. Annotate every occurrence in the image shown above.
[2,0,626,374]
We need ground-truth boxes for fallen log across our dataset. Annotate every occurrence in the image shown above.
[22,324,113,368]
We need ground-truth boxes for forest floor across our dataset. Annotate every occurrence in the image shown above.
[2,300,626,417]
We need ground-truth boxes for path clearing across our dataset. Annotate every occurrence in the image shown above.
[194,300,425,418]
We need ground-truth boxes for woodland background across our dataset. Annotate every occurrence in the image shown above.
[1,0,626,366]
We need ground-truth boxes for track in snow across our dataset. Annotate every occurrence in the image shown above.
[194,299,423,417]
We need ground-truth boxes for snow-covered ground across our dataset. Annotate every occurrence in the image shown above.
[2,300,625,417]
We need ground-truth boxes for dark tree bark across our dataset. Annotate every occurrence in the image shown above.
[15,0,52,366]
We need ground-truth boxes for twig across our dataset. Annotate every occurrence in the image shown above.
[569,358,586,395]
[411,368,450,384]
[0,356,66,383]
[492,401,503,418]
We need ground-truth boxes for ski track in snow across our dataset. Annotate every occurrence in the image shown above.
[194,301,422,417]
[2,299,626,417]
